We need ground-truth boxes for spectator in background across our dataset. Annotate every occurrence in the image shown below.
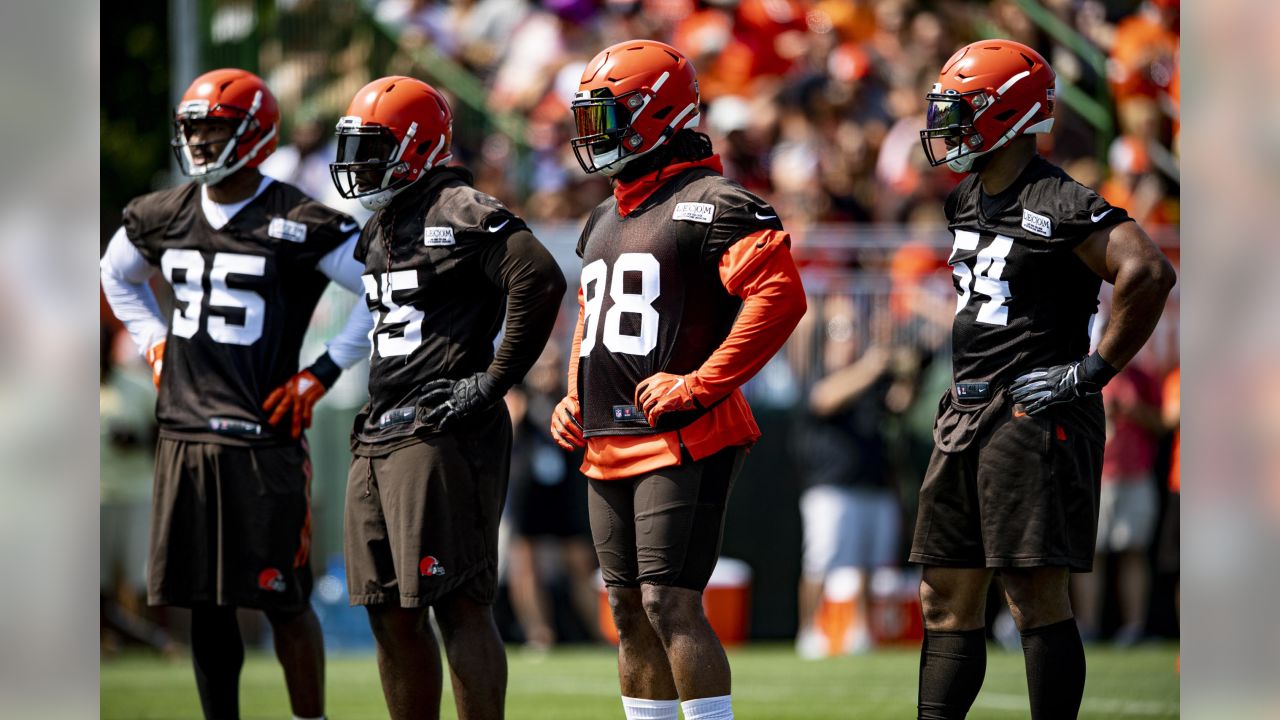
[705,95,771,194]
[875,77,935,218]
[260,117,369,221]
[100,323,178,658]
[504,345,599,650]
[1073,359,1164,644]
[681,0,809,101]
[1158,366,1180,626]
[1108,0,1179,107]
[1100,134,1176,226]
[794,296,906,658]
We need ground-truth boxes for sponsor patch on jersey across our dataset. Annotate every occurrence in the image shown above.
[672,202,715,224]
[424,226,456,246]
[268,217,308,243]
[1021,209,1052,238]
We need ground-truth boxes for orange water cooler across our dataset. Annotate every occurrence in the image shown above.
[814,567,924,656]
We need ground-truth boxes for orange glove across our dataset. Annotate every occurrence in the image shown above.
[145,339,166,388]
[550,395,585,450]
[635,372,697,426]
[263,361,333,439]
[265,354,342,438]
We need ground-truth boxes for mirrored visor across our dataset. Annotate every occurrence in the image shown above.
[335,130,398,165]
[572,100,624,140]
[925,96,974,133]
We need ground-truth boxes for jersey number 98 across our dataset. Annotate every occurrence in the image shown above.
[579,253,661,357]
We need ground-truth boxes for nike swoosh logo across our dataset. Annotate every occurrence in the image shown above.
[1090,209,1114,223]
[663,378,685,396]
[1013,409,1027,418]
[339,221,359,233]
[487,219,510,233]
[755,212,778,221]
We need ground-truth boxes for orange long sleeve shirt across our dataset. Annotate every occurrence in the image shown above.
[569,227,805,480]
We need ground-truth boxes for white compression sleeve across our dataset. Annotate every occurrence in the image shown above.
[100,226,168,354]
[316,233,372,368]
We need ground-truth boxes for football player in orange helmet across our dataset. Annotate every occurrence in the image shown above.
[909,40,1175,719]
[556,40,806,720]
[332,76,565,720]
[102,68,376,720]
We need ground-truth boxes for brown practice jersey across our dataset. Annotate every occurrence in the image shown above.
[355,167,560,445]
[575,167,783,437]
[937,155,1129,449]
[122,180,356,445]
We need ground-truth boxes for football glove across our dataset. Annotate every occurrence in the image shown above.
[145,339,166,388]
[1008,351,1118,416]
[418,372,500,431]
[550,395,585,450]
[263,353,341,438]
[635,372,698,426]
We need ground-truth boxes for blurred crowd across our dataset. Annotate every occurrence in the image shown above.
[351,0,1180,229]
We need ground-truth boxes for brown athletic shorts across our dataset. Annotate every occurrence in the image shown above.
[909,395,1105,572]
[589,446,746,590]
[345,404,511,607]
[149,437,314,612]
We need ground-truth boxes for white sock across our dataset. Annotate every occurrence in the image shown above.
[681,695,733,720]
[621,696,680,720]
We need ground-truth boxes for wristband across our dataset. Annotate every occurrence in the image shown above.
[308,352,342,389]
[1080,351,1118,388]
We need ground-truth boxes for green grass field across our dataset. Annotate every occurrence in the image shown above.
[102,642,1179,719]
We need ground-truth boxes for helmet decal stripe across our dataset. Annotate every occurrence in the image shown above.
[996,70,1031,97]
[649,71,671,94]
[666,102,697,130]
[423,133,446,169]
[378,120,418,191]
[981,101,1043,158]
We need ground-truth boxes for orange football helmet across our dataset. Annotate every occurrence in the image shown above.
[171,68,279,185]
[920,39,1056,173]
[330,76,454,210]
[570,40,701,175]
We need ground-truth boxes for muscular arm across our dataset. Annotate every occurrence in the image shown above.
[685,229,808,406]
[1073,220,1177,369]
[481,228,568,393]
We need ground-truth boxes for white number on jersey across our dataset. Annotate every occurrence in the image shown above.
[579,253,661,357]
[950,230,1014,327]
[363,270,424,358]
[160,249,266,345]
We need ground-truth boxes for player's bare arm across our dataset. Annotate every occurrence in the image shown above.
[1074,220,1177,369]
[551,290,586,450]
[1009,220,1175,415]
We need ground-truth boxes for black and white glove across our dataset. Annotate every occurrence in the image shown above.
[1008,351,1118,416]
[418,372,500,431]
